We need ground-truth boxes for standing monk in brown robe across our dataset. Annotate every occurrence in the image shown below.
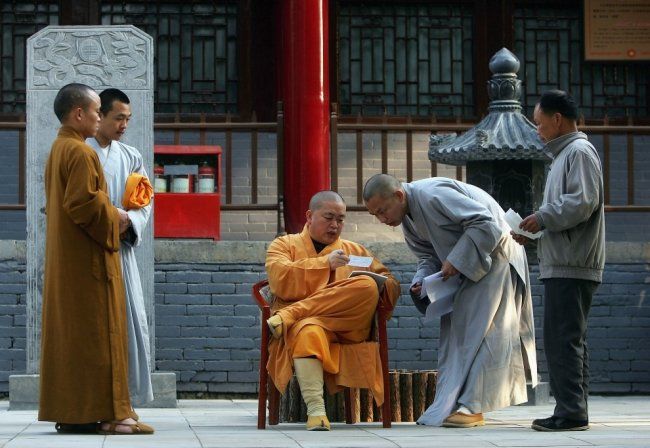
[39,83,153,435]
[265,191,400,431]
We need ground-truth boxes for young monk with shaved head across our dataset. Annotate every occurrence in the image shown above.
[265,191,400,431]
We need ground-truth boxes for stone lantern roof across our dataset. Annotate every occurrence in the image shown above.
[429,48,548,166]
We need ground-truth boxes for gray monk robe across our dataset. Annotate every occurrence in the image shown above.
[88,138,154,405]
[401,178,538,426]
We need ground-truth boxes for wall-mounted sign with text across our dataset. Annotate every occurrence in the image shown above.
[584,0,650,61]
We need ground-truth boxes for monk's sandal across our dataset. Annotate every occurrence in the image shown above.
[442,411,485,428]
[306,415,331,431]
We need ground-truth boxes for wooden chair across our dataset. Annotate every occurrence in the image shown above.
[252,279,393,429]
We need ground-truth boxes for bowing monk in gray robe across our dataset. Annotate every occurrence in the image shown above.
[364,174,537,427]
[87,88,153,405]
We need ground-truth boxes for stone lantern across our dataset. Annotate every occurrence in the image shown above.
[429,48,549,216]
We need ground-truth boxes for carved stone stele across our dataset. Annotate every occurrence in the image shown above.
[25,25,154,375]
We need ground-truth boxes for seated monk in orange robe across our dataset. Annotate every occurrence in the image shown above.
[265,191,400,431]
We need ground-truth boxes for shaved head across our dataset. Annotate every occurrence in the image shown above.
[363,174,408,227]
[53,83,96,122]
[362,173,402,201]
[309,190,345,211]
[307,190,346,245]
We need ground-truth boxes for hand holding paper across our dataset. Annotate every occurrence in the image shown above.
[420,271,462,322]
[328,250,350,270]
[504,208,542,240]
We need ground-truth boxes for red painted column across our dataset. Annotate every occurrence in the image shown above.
[280,0,330,233]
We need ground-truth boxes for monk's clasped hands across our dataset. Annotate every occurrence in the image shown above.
[118,208,131,234]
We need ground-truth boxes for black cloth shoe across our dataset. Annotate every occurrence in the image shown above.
[531,416,589,432]
[55,422,99,434]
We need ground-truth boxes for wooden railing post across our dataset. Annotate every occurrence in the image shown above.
[603,115,611,205]
[330,103,339,192]
[251,111,258,205]
[18,114,26,205]
[199,113,206,145]
[276,101,286,236]
[381,113,388,174]
[430,113,438,178]
[355,113,363,204]
[173,112,181,145]
[627,115,634,205]
[406,115,413,182]
[225,112,233,205]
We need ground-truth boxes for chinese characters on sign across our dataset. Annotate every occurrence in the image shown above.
[585,0,650,61]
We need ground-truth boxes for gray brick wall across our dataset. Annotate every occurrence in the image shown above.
[0,259,26,392]
[1,254,649,396]
[154,264,266,394]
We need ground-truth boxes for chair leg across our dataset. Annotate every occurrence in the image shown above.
[378,310,392,428]
[258,308,271,429]
[269,379,281,425]
[382,391,392,428]
[344,388,353,424]
[257,371,268,429]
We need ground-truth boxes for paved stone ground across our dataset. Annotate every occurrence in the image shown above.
[1,396,649,447]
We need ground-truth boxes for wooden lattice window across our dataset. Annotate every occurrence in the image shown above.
[101,1,238,115]
[514,5,650,119]
[338,2,475,118]
[0,1,59,114]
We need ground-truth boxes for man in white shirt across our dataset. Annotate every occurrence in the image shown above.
[87,89,154,410]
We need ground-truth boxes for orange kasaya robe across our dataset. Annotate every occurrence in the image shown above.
[265,225,400,405]
[122,172,153,210]
[39,126,134,424]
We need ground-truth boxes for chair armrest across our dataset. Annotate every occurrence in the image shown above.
[252,279,271,310]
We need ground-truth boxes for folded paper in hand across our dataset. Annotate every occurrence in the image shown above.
[504,208,542,240]
[420,272,462,322]
[348,271,387,290]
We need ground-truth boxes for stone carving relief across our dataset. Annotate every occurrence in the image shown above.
[25,25,154,374]
[30,29,149,89]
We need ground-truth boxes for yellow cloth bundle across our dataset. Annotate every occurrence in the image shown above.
[122,173,153,210]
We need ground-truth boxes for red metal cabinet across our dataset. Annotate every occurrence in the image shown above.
[153,145,222,240]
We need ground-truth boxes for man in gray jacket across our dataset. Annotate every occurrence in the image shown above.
[513,90,605,432]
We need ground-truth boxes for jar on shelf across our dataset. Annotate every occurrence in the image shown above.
[196,162,216,193]
[170,173,191,193]
[153,164,168,193]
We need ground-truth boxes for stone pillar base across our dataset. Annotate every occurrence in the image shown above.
[9,372,177,410]
[521,381,550,406]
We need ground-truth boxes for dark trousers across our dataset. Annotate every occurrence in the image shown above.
[542,278,599,422]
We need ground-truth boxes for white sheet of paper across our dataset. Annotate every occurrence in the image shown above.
[420,271,462,322]
[347,255,373,268]
[504,208,543,240]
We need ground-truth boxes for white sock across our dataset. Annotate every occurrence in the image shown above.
[458,405,473,414]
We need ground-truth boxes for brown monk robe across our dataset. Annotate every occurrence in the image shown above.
[265,195,400,424]
[39,124,133,424]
